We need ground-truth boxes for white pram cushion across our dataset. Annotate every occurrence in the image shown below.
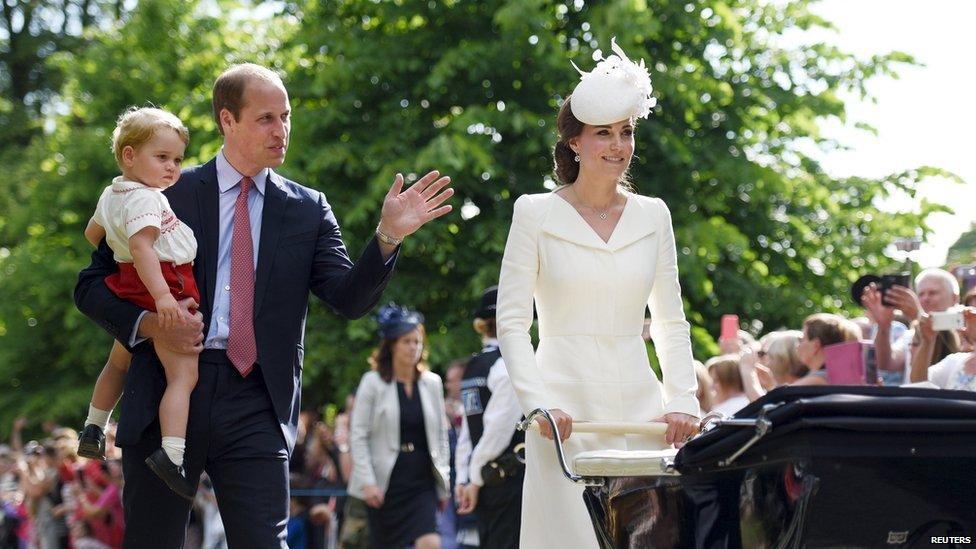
[573,449,680,477]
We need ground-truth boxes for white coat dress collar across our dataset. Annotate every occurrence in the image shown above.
[542,190,658,251]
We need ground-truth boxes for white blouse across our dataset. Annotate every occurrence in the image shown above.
[928,352,976,392]
[92,177,196,265]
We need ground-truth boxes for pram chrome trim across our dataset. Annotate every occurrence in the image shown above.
[517,408,606,487]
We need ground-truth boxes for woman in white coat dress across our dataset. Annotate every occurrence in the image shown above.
[496,38,700,549]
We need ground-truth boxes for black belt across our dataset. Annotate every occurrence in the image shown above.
[199,348,233,365]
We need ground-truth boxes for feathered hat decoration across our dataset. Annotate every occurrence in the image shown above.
[375,303,425,340]
[570,37,657,125]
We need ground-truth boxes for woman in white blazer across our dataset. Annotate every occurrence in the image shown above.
[347,304,450,549]
[496,39,700,548]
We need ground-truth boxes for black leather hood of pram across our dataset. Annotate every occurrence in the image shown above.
[674,385,976,474]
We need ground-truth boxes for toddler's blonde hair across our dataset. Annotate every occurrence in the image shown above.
[111,107,189,167]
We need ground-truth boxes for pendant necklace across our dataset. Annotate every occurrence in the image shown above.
[572,186,615,220]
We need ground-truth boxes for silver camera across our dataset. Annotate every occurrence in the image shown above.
[931,310,965,331]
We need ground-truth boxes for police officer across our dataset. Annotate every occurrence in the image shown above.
[454,286,524,548]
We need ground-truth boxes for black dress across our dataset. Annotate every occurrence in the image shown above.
[367,381,438,548]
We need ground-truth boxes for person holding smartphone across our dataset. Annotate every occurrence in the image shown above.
[863,269,961,384]
[909,306,974,389]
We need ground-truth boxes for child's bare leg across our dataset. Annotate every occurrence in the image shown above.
[155,345,199,466]
[88,340,131,424]
[80,341,130,459]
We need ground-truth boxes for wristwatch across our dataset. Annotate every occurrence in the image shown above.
[375,224,403,246]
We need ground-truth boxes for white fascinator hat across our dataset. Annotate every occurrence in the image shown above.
[569,37,657,125]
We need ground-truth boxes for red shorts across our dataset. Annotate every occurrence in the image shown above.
[105,262,200,312]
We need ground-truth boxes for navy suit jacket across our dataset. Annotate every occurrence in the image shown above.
[74,158,397,452]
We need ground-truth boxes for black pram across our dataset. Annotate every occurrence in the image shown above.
[522,386,976,548]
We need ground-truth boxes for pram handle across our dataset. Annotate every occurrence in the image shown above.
[518,409,644,487]
[523,420,669,436]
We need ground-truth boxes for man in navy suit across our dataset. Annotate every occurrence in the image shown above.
[74,63,454,547]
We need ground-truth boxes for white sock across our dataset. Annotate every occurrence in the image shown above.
[161,437,186,470]
[85,405,111,430]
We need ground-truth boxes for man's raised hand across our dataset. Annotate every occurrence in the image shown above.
[378,170,454,241]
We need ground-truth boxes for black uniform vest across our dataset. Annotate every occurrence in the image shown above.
[460,347,524,456]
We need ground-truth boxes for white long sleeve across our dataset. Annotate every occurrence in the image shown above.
[454,414,473,485]
[646,198,700,418]
[349,373,378,487]
[497,195,550,414]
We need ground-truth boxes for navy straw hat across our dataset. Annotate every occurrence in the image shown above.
[376,303,425,340]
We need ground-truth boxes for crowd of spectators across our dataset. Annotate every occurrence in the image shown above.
[696,268,976,419]
[0,398,415,549]
[0,388,483,549]
[1,418,123,549]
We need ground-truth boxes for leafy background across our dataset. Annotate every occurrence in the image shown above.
[0,0,961,437]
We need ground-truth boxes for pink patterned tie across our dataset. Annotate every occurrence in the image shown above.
[227,176,256,377]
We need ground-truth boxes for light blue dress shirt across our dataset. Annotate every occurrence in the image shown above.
[204,151,268,349]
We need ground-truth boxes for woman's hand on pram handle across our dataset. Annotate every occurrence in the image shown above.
[536,408,573,442]
[658,412,699,446]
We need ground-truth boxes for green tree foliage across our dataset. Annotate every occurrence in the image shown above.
[946,224,976,267]
[0,0,130,149]
[0,0,952,433]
